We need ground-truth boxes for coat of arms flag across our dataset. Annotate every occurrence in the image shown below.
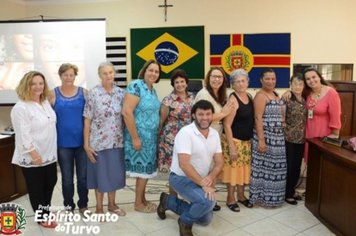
[210,33,291,88]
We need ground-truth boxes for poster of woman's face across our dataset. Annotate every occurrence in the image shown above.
[13,34,34,61]
[0,34,34,90]
[0,33,86,90]
[1,21,106,101]
[37,34,86,88]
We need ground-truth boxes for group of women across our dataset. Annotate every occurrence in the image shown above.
[250,68,341,207]
[158,66,341,211]
[10,59,341,228]
[10,60,163,228]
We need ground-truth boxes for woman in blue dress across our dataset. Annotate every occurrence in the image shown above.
[122,59,161,213]
[249,68,287,207]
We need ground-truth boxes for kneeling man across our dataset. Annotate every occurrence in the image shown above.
[157,100,224,236]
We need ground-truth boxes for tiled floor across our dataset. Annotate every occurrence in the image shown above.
[11,172,335,236]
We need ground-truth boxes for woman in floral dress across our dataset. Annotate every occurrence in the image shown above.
[158,69,194,194]
[83,62,126,216]
[221,69,254,212]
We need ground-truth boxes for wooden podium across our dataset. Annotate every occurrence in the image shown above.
[305,138,356,236]
[0,136,27,203]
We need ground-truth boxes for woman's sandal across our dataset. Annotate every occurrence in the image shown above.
[213,203,221,211]
[94,211,106,222]
[238,199,253,208]
[226,202,240,212]
[146,201,157,210]
[134,203,156,213]
[39,221,57,228]
[108,207,126,216]
[285,198,298,205]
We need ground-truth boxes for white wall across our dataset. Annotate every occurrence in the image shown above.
[20,0,356,76]
[1,0,356,128]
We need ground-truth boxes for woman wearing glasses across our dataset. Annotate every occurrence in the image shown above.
[194,67,234,211]
[195,67,234,134]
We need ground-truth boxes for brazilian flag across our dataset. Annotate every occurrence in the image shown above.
[131,26,204,79]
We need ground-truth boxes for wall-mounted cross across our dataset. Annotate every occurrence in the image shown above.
[158,0,173,22]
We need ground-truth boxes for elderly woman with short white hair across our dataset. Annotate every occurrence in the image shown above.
[220,68,254,212]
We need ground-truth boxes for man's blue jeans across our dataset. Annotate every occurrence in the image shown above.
[58,147,88,210]
[168,172,215,226]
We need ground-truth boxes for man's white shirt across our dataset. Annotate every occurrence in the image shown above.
[170,122,222,177]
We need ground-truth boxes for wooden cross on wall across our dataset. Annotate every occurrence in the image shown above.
[158,0,173,22]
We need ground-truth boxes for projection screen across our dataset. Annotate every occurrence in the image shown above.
[0,19,106,104]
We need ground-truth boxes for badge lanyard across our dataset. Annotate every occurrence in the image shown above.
[307,98,317,119]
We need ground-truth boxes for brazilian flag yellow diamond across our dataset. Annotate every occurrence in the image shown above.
[136,32,198,74]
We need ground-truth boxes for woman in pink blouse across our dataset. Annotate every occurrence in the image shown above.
[303,67,341,161]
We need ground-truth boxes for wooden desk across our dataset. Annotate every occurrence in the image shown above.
[305,138,356,236]
[0,136,27,203]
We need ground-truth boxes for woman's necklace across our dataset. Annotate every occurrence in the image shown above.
[313,85,323,99]
[308,85,323,119]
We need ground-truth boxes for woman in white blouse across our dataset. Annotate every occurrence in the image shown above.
[195,67,234,134]
[11,71,58,228]
[194,67,234,211]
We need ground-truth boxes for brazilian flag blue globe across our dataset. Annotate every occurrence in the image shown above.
[154,41,179,66]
